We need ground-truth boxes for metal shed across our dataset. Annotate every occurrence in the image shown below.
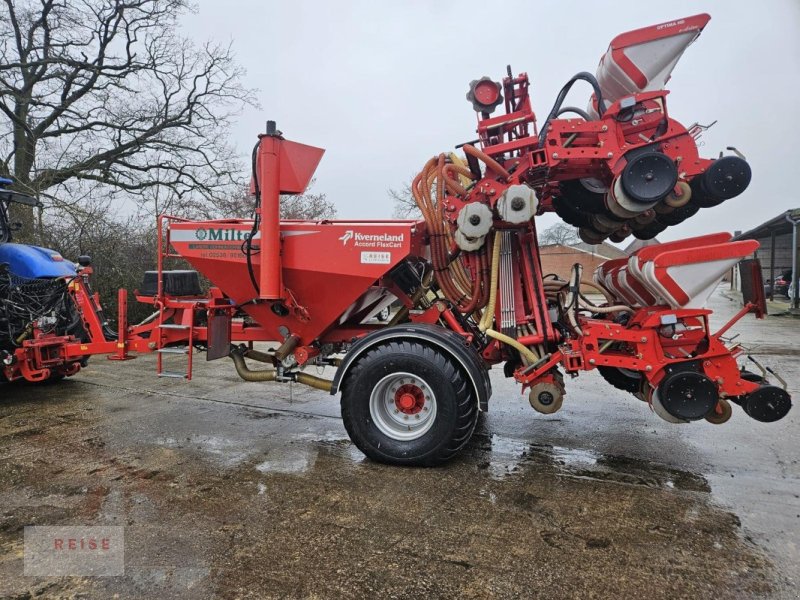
[732,209,800,310]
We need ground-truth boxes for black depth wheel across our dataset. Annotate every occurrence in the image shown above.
[340,340,479,466]
[621,151,678,203]
[552,180,607,228]
[598,366,642,393]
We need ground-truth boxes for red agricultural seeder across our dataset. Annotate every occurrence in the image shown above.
[2,14,791,465]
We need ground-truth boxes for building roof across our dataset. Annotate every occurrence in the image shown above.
[732,209,800,240]
[538,241,627,259]
[624,237,660,254]
[569,241,627,259]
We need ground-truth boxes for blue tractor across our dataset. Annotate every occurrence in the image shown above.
[0,177,86,382]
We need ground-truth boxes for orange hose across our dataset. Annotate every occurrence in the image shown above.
[410,153,492,313]
[442,164,475,197]
[463,144,511,180]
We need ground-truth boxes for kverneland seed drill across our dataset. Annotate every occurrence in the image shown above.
[1,14,791,465]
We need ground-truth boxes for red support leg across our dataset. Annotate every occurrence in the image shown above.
[108,288,134,361]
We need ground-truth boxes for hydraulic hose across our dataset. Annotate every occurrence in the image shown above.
[463,144,511,180]
[579,302,634,314]
[538,72,605,149]
[231,350,277,382]
[295,372,333,392]
[230,348,332,391]
[274,334,300,361]
[412,153,490,313]
[479,231,502,332]
[556,106,593,121]
[476,231,539,364]
[244,348,277,364]
[434,156,476,296]
[447,153,473,187]
[565,264,584,335]
[442,164,472,196]
[388,267,433,326]
[485,328,539,364]
[579,279,616,305]
[244,140,262,293]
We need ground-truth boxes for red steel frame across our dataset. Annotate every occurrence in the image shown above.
[2,13,775,430]
[2,105,763,395]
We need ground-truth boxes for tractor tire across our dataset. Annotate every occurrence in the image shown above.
[598,366,642,393]
[340,339,479,466]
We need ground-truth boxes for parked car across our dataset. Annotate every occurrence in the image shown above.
[774,270,792,297]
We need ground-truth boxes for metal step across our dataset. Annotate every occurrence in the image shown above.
[158,370,187,379]
[159,323,189,330]
[158,347,189,355]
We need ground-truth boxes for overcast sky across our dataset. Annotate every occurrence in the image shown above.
[183,0,799,241]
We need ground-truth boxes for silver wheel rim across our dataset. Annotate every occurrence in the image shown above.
[650,387,688,424]
[369,371,437,441]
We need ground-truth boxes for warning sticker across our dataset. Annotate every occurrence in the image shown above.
[360,251,391,265]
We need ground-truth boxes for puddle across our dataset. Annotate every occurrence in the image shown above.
[483,434,530,479]
[473,433,710,492]
[255,447,317,474]
[154,429,358,474]
[157,435,252,468]
[301,430,350,443]
[294,430,367,464]
[552,446,600,467]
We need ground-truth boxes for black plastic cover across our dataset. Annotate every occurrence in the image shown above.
[139,270,202,297]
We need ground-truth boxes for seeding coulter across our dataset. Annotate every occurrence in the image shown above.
[0,14,792,465]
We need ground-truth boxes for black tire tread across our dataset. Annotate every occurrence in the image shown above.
[340,339,479,466]
[598,365,642,393]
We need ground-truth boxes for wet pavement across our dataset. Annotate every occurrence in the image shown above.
[0,289,798,599]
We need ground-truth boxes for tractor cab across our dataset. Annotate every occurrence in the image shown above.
[0,178,75,278]
[0,179,85,382]
[0,176,39,244]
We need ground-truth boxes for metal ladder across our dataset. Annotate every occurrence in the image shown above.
[154,215,199,381]
[155,306,197,381]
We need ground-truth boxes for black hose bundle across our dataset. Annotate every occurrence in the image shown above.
[242,140,262,294]
[0,268,76,348]
[537,72,605,149]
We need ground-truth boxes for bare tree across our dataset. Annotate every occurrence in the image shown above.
[40,198,158,321]
[539,222,580,246]
[0,0,256,241]
[211,181,337,221]
[279,189,337,220]
[389,179,420,218]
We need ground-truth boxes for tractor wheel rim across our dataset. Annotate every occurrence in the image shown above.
[369,372,437,441]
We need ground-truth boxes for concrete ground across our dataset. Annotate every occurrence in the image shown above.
[0,290,798,599]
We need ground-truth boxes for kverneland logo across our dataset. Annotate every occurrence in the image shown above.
[339,230,404,247]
